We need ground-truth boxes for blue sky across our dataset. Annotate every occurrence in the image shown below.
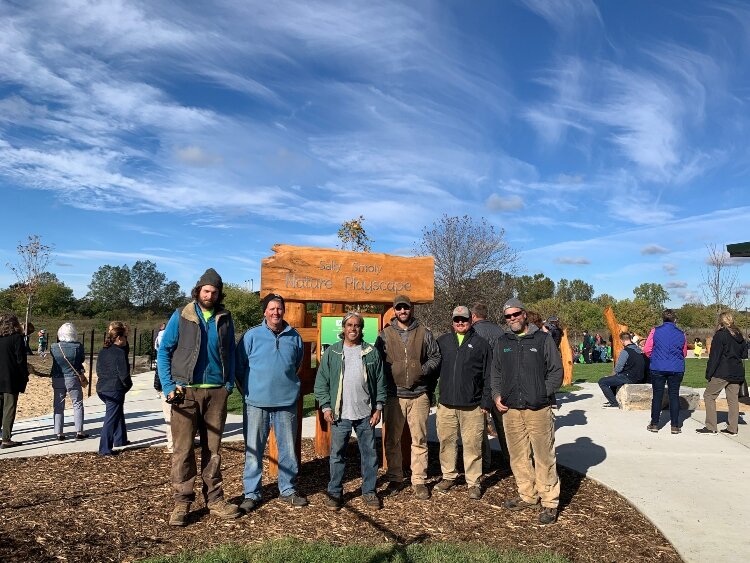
[1,0,749,306]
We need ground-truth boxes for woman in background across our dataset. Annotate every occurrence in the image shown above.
[0,313,29,448]
[696,313,747,436]
[693,338,704,359]
[50,322,87,440]
[96,322,132,456]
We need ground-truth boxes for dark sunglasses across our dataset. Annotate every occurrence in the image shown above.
[452,317,470,323]
[394,304,411,311]
[504,310,524,320]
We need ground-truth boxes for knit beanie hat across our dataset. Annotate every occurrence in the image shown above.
[195,268,223,293]
[261,293,285,312]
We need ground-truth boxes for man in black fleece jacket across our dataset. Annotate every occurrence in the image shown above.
[434,306,492,500]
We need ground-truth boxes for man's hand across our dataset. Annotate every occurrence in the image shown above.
[494,396,509,413]
[323,410,334,424]
[369,410,382,427]
[167,385,184,401]
[480,408,489,414]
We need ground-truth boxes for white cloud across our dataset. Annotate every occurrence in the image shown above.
[666,281,688,289]
[486,194,524,212]
[641,244,670,255]
[556,256,590,265]
[663,263,678,276]
[175,146,223,167]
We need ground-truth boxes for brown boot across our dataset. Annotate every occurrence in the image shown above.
[208,499,240,520]
[169,502,191,527]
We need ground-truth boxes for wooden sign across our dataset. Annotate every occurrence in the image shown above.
[261,244,434,303]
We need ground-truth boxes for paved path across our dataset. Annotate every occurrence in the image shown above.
[2,374,749,563]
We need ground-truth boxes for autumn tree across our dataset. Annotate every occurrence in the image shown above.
[6,235,53,337]
[415,215,518,331]
[338,215,372,252]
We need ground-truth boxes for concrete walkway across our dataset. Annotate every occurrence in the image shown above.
[2,374,748,563]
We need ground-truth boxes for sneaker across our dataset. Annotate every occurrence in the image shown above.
[239,497,258,513]
[207,499,240,520]
[279,493,309,507]
[413,484,430,500]
[169,502,191,527]
[468,486,482,500]
[720,429,738,436]
[382,481,407,497]
[695,427,717,435]
[539,507,558,524]
[434,479,456,493]
[670,426,681,434]
[646,424,659,433]
[362,493,381,509]
[502,497,538,511]
[601,402,619,409]
[324,494,343,511]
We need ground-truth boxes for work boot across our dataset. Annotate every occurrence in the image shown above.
[382,481,407,497]
[279,492,309,507]
[468,486,482,500]
[324,494,343,511]
[539,507,558,525]
[646,424,659,433]
[434,479,455,493]
[169,502,191,527]
[502,497,538,511]
[362,493,381,509]
[413,484,430,500]
[208,499,240,520]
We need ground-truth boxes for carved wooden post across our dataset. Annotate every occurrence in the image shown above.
[266,301,306,478]
[604,306,628,365]
[560,330,573,386]
[314,302,344,457]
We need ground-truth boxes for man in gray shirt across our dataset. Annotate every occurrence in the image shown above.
[314,312,387,510]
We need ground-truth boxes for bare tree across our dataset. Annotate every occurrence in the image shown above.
[414,215,518,331]
[701,243,745,315]
[7,235,53,342]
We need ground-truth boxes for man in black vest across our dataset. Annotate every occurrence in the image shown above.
[376,294,441,500]
[492,298,563,525]
[157,268,239,526]
[598,332,645,408]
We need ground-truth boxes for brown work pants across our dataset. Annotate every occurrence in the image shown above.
[383,394,430,485]
[436,404,485,487]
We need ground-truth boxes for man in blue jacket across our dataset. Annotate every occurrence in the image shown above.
[314,311,386,510]
[157,268,238,526]
[235,293,305,511]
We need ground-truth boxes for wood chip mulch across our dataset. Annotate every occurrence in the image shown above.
[0,440,681,563]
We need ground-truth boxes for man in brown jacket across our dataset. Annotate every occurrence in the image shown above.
[376,295,441,499]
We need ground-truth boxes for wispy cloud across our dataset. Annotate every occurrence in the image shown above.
[556,256,590,265]
[641,244,670,255]
[663,263,678,276]
[486,194,524,212]
[666,281,688,289]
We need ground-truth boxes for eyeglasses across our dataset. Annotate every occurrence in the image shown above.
[452,317,470,323]
[504,310,524,320]
[394,304,411,311]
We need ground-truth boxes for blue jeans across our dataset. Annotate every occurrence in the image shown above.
[650,371,684,427]
[243,403,298,500]
[598,374,630,405]
[97,390,127,454]
[328,416,378,497]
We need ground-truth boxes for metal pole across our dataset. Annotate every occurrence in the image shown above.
[150,328,155,370]
[88,329,94,397]
[132,327,137,371]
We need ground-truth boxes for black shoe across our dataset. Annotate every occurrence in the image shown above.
[539,507,558,524]
[56,434,66,441]
[720,429,738,436]
[362,493,381,509]
[695,427,718,435]
[324,494,343,511]
[75,433,89,440]
[279,493,308,507]
[646,424,659,433]
[239,498,258,513]
[382,481,407,497]
[0,440,21,449]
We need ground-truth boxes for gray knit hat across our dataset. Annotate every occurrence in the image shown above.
[502,297,525,313]
[195,268,223,293]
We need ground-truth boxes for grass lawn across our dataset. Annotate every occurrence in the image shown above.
[227,391,317,417]
[145,538,568,563]
[571,358,709,388]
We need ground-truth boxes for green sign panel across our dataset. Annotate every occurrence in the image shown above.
[319,315,380,353]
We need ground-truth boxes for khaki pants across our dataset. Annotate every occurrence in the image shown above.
[171,387,229,504]
[704,378,741,434]
[436,404,485,487]
[383,394,430,484]
[503,407,559,509]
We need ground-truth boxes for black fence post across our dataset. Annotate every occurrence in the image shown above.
[132,327,137,371]
[88,329,94,397]
[149,328,155,370]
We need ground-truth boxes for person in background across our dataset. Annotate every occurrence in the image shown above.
[696,313,747,436]
[152,322,173,453]
[597,332,645,408]
[38,329,48,359]
[50,322,88,441]
[693,338,704,359]
[314,311,386,511]
[643,309,687,434]
[0,313,29,448]
[96,322,132,456]
[544,317,563,349]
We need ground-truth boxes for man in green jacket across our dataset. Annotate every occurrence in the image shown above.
[314,311,387,510]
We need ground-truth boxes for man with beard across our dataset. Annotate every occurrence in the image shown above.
[376,295,441,500]
[492,298,563,525]
[158,268,239,526]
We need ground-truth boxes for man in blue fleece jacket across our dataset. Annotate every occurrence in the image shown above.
[157,268,238,526]
[235,293,305,511]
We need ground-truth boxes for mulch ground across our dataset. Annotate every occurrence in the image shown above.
[0,440,681,563]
